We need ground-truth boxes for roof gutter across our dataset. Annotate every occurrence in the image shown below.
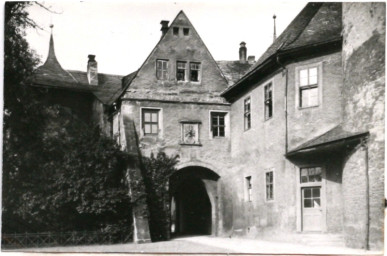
[221,37,342,100]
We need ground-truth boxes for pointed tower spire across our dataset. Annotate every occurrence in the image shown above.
[273,14,277,42]
[44,24,61,67]
[36,24,78,84]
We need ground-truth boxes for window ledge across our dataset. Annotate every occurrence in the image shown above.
[298,105,319,110]
[179,142,202,146]
[210,136,226,139]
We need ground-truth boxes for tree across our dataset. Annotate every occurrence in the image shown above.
[141,152,179,241]
[3,3,132,239]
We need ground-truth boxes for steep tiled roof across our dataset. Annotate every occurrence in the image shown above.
[216,61,253,86]
[222,2,342,97]
[32,32,127,105]
[287,125,368,155]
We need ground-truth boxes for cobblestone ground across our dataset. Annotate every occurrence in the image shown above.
[6,236,382,254]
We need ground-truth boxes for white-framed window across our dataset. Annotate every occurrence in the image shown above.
[210,112,226,137]
[296,63,322,109]
[176,61,187,81]
[265,170,274,201]
[156,59,168,80]
[142,109,160,135]
[264,82,273,120]
[245,176,252,202]
[244,97,251,130]
[190,62,201,82]
[300,167,322,183]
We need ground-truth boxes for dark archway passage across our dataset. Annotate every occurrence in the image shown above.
[170,166,219,237]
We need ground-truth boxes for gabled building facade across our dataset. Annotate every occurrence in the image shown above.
[31,2,384,251]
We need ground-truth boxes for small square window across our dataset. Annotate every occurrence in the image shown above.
[190,62,200,82]
[173,27,179,35]
[183,28,189,35]
[176,61,186,81]
[142,109,159,135]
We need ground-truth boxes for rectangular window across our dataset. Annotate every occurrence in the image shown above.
[183,28,189,35]
[176,61,186,81]
[156,59,168,80]
[190,62,201,82]
[244,97,251,130]
[264,83,273,120]
[299,67,318,108]
[266,171,274,201]
[300,167,322,183]
[142,109,159,135]
[173,27,179,35]
[303,187,321,208]
[211,112,226,137]
[245,176,252,202]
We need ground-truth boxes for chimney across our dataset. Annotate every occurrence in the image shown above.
[248,56,256,64]
[160,20,169,37]
[239,42,247,64]
[87,55,98,86]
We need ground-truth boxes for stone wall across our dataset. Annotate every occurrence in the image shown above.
[342,2,385,250]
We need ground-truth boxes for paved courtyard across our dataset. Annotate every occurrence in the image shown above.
[6,235,382,254]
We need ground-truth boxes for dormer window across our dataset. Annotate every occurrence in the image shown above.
[176,61,187,81]
[173,27,179,36]
[190,62,200,82]
[183,28,189,36]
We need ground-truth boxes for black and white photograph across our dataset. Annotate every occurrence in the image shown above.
[2,1,385,254]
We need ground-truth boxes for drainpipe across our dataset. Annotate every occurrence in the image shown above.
[275,53,288,153]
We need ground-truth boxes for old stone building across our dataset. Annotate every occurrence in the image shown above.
[32,2,384,250]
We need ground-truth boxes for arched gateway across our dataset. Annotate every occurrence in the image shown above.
[169,166,220,236]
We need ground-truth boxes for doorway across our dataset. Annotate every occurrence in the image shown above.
[169,166,219,237]
[302,186,323,231]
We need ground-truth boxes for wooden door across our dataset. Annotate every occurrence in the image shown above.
[302,186,323,231]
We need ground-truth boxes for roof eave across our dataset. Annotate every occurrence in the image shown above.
[221,37,343,100]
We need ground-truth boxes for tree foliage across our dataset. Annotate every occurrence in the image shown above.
[141,152,179,241]
[3,2,132,238]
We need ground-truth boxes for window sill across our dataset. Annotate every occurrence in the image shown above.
[179,142,202,146]
[298,105,319,110]
[265,199,275,203]
[210,136,226,139]
[264,117,273,122]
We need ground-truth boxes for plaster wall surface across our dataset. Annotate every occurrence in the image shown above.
[228,52,344,237]
[342,2,385,250]
[124,12,228,104]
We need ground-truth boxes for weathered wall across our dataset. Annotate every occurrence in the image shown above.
[287,52,343,149]
[123,11,228,103]
[120,99,233,235]
[342,2,385,250]
[228,51,344,237]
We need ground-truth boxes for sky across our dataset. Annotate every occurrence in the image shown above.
[25,0,307,76]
